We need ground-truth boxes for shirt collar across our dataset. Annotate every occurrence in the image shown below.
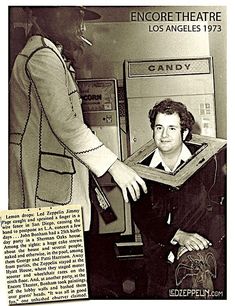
[149,143,192,173]
[55,43,76,76]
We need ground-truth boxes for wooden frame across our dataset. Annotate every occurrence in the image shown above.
[125,134,226,188]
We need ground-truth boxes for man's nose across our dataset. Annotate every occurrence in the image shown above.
[162,128,168,138]
[80,22,86,33]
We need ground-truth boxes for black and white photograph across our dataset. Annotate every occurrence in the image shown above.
[0,1,231,304]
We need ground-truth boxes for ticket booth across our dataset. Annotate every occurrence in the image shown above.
[125,56,217,155]
[122,56,219,250]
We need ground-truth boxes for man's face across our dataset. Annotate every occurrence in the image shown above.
[37,8,85,49]
[56,8,85,45]
[153,112,184,155]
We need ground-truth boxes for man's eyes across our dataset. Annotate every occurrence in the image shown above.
[155,126,177,131]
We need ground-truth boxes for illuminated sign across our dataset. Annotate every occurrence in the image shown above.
[77,79,117,112]
[128,57,211,77]
[80,94,102,101]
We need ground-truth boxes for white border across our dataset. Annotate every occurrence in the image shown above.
[1,1,234,305]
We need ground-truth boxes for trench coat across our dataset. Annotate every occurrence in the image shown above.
[9,35,117,230]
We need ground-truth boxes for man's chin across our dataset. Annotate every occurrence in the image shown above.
[159,144,172,151]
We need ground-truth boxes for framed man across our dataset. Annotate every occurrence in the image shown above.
[131,98,226,298]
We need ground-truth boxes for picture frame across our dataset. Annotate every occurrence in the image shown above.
[125,134,226,188]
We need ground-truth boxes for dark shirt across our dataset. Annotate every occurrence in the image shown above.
[131,146,226,251]
[131,147,226,295]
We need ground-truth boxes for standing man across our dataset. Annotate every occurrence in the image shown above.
[131,99,225,298]
[9,6,147,232]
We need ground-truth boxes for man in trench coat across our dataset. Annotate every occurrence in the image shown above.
[9,6,147,231]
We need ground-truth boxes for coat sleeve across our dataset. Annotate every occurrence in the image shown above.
[26,46,117,177]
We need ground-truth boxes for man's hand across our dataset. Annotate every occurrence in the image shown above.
[108,159,147,203]
[177,246,188,260]
[173,229,212,252]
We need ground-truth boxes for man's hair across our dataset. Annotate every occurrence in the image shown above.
[148,98,195,141]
